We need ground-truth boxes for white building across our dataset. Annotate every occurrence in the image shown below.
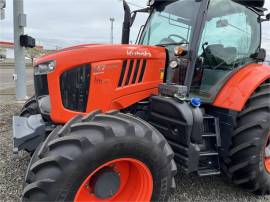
[0,41,44,62]
[0,41,14,59]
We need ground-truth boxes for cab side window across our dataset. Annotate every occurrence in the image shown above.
[190,0,261,100]
[199,12,258,69]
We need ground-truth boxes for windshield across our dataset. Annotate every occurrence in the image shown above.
[139,0,201,46]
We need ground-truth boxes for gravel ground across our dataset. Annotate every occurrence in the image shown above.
[1,103,270,202]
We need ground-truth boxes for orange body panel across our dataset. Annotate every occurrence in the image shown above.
[36,44,166,124]
[213,64,270,111]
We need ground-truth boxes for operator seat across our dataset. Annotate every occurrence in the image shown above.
[200,44,237,92]
[223,47,237,64]
[203,44,237,67]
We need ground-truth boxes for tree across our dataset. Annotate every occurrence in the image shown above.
[26,47,46,65]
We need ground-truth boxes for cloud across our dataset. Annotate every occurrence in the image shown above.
[0,0,269,52]
[0,0,147,49]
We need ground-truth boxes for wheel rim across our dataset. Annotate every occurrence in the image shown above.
[264,135,270,173]
[74,158,153,202]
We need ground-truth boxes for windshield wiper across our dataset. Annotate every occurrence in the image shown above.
[156,42,189,47]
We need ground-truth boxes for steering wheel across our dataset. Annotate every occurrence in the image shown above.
[168,34,188,44]
[159,34,188,45]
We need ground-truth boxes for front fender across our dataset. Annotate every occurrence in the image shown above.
[213,64,270,111]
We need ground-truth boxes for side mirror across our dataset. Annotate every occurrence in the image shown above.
[216,19,229,28]
[251,48,266,62]
[266,13,270,20]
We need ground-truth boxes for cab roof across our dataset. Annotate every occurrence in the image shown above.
[149,0,265,8]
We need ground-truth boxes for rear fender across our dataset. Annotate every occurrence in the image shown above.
[213,64,270,111]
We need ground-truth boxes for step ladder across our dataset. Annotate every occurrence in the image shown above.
[198,115,221,177]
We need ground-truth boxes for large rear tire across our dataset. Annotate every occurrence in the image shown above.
[225,82,270,194]
[22,111,177,202]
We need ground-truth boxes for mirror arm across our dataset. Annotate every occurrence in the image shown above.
[130,12,137,27]
[130,7,150,27]
[261,13,270,22]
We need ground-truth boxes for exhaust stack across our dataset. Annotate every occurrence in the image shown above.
[122,0,131,44]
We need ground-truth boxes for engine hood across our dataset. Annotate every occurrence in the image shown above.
[39,44,167,123]
[35,44,166,68]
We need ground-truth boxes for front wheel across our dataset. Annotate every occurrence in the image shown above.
[22,111,177,202]
[19,96,39,117]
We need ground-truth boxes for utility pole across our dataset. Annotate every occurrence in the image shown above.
[13,0,27,100]
[0,0,6,20]
[110,18,115,44]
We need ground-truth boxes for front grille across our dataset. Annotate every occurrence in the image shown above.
[34,75,49,97]
[118,59,147,87]
[60,64,91,112]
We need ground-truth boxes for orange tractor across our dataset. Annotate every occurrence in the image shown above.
[14,0,270,201]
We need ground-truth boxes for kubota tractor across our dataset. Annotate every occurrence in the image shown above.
[14,0,270,201]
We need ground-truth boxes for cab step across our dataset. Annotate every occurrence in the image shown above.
[198,168,221,177]
[198,115,221,176]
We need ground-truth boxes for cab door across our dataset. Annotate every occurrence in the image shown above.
[190,0,261,102]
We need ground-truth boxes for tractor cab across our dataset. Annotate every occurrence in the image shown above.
[138,0,268,101]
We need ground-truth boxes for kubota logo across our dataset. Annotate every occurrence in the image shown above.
[127,49,152,57]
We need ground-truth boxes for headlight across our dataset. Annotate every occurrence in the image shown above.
[34,60,56,75]
[174,45,188,57]
[169,60,178,69]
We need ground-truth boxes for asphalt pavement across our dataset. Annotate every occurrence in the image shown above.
[0,68,33,91]
[0,66,34,103]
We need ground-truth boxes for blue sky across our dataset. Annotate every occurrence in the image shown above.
[0,0,269,56]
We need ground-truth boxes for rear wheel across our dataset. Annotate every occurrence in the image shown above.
[265,135,270,174]
[225,82,270,194]
[22,111,177,202]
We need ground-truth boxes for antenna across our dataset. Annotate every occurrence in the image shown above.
[110,18,115,44]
